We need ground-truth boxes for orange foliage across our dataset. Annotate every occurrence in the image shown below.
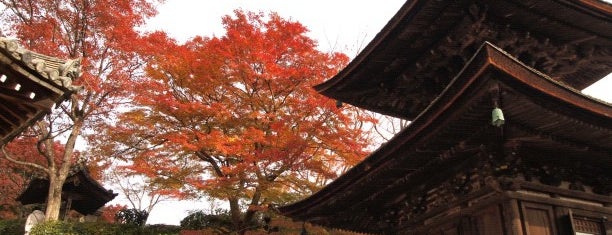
[97,10,377,231]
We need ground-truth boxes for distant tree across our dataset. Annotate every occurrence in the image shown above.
[99,204,127,223]
[115,208,148,227]
[97,10,376,233]
[105,167,170,224]
[0,0,160,221]
[371,114,411,142]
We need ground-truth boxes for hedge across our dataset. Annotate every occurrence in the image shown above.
[29,221,180,235]
[0,219,25,235]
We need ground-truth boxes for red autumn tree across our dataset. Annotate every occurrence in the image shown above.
[96,10,376,233]
[0,137,44,219]
[0,160,28,219]
[0,0,159,221]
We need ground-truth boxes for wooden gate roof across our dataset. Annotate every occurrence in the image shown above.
[315,0,612,119]
[278,42,612,233]
[17,167,117,215]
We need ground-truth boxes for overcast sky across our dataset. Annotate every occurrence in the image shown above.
[144,0,611,100]
[139,0,611,225]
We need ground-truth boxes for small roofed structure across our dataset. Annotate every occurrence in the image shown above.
[279,0,612,234]
[17,167,117,215]
[0,38,81,146]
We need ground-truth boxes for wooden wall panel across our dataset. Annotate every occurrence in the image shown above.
[521,203,557,235]
[474,204,505,235]
[503,199,525,235]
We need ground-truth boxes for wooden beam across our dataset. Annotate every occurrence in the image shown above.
[0,101,28,125]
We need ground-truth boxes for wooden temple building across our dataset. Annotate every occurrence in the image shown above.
[0,37,80,146]
[279,0,612,234]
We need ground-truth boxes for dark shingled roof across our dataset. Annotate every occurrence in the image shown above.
[17,167,117,215]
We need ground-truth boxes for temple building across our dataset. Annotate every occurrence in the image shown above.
[17,167,117,217]
[279,0,612,234]
[0,38,80,145]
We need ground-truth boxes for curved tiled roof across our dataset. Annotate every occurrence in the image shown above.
[0,38,81,145]
[0,38,81,90]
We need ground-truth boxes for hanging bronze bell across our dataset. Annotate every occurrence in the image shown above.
[491,107,505,127]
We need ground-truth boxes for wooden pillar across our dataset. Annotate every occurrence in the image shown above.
[62,194,73,221]
[459,216,474,235]
[554,207,572,235]
[502,199,524,235]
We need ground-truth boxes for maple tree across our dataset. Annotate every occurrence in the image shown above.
[0,0,159,221]
[97,10,376,233]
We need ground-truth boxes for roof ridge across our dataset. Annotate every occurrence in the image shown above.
[0,38,82,91]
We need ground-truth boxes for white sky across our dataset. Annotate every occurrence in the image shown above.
[136,0,611,225]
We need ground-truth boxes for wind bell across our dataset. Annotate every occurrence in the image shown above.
[491,107,505,127]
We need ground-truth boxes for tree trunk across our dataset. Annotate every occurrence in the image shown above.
[44,172,66,221]
[242,185,264,230]
[228,197,243,234]
[42,118,81,221]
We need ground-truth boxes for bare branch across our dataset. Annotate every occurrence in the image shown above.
[195,150,225,177]
[1,145,49,175]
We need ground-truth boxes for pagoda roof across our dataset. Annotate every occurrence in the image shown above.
[316,0,612,119]
[0,38,81,145]
[279,42,612,233]
[17,167,117,215]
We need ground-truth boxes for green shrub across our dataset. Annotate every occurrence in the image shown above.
[28,221,179,235]
[30,220,76,235]
[180,209,233,231]
[73,222,123,235]
[0,219,25,235]
[144,224,180,234]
